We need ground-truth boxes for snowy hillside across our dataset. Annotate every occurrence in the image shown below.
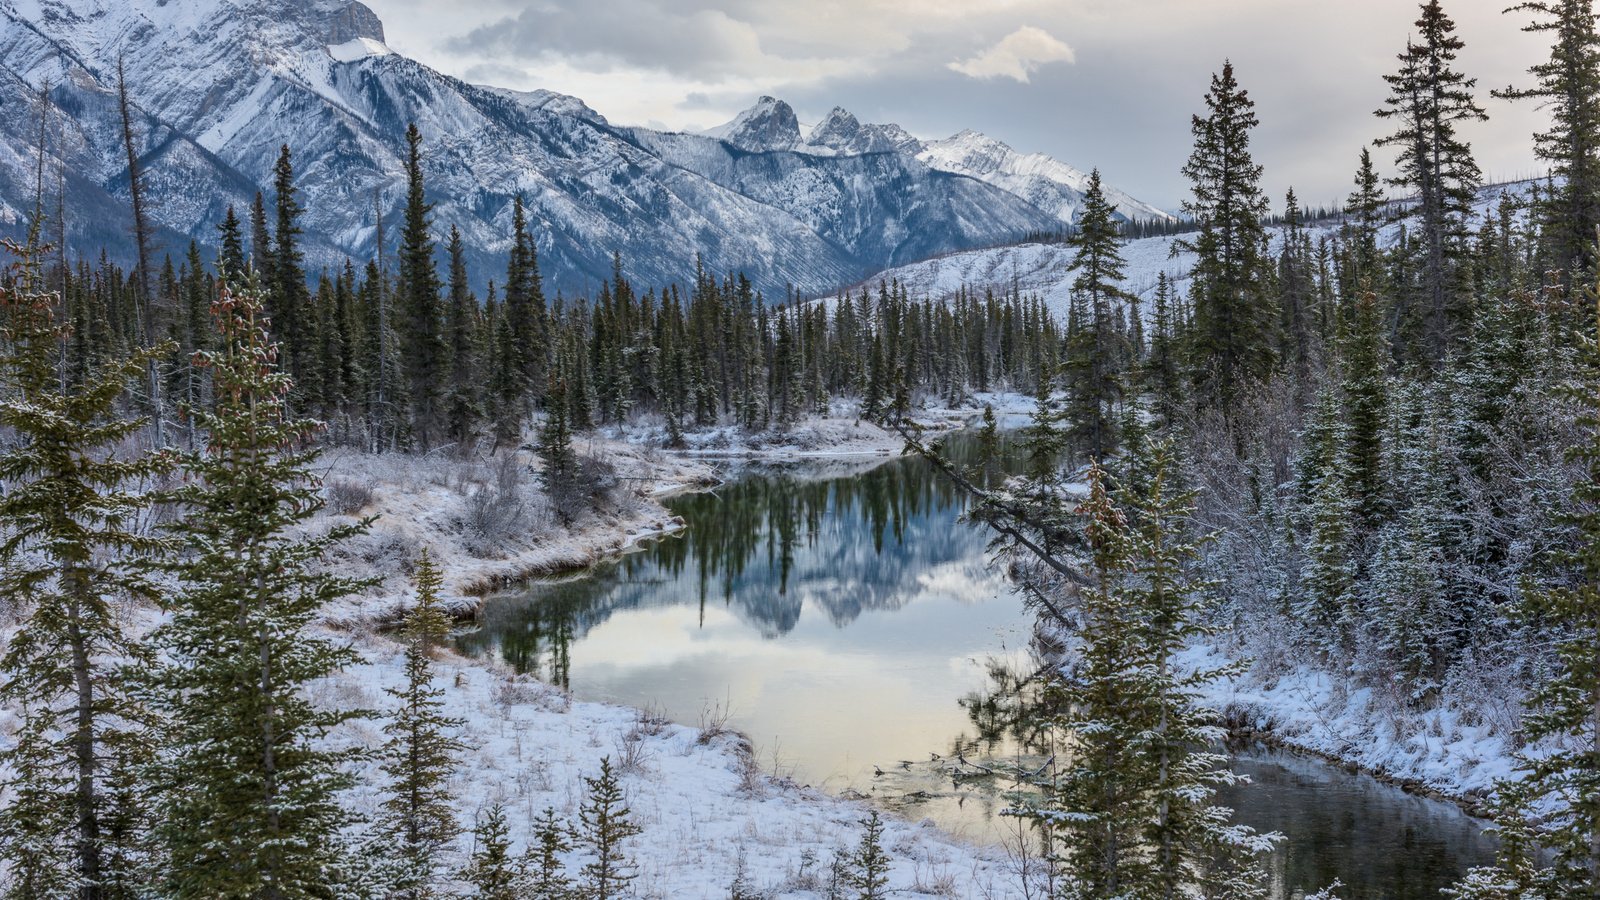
[0,0,1168,297]
[843,181,1534,320]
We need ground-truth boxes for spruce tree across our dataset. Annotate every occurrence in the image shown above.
[396,123,447,449]
[526,807,574,899]
[844,812,890,900]
[1496,0,1600,281]
[1178,61,1276,421]
[463,804,525,900]
[151,277,374,898]
[1063,169,1134,462]
[0,242,174,898]
[576,757,641,900]
[1375,0,1487,363]
[270,146,311,392]
[382,550,467,899]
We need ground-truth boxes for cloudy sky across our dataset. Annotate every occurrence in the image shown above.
[362,0,1553,212]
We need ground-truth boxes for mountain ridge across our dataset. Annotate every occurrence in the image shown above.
[0,0,1170,297]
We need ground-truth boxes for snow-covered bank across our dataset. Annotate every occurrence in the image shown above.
[597,393,1037,462]
[1184,643,1521,816]
[295,433,1024,895]
[309,442,719,627]
[331,631,1022,898]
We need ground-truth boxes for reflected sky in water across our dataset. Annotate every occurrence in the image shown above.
[458,438,1033,801]
[458,438,1500,894]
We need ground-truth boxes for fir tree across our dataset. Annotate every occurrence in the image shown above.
[151,277,374,898]
[381,550,468,900]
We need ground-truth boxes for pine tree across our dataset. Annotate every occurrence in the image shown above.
[382,550,467,900]
[151,277,374,898]
[576,757,641,900]
[0,242,174,899]
[1496,0,1600,281]
[1375,0,1487,363]
[1178,61,1276,421]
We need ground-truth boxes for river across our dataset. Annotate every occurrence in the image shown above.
[456,436,1498,899]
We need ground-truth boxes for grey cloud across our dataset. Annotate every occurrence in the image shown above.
[443,0,778,80]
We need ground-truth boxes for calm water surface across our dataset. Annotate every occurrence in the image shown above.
[458,437,1497,899]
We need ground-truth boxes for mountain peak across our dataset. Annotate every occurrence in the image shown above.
[704,96,801,152]
[804,106,921,156]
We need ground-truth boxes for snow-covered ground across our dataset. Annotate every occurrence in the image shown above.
[304,434,1026,896]
[328,630,1025,898]
[311,442,716,626]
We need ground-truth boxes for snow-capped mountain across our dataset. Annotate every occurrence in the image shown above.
[915,130,1172,226]
[0,0,1169,297]
[702,97,1172,226]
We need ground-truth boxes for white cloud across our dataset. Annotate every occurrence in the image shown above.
[947,25,1074,82]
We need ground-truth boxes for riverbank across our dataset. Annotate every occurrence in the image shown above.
[293,416,1030,896]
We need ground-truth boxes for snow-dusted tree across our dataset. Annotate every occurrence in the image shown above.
[1126,442,1272,900]
[0,240,174,897]
[1295,391,1357,652]
[382,549,468,899]
[576,757,642,900]
[463,804,525,899]
[1025,464,1156,896]
[844,812,891,900]
[151,277,374,898]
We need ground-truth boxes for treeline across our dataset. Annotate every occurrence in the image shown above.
[52,130,1065,462]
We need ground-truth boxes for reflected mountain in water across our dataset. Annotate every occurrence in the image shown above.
[459,435,1016,678]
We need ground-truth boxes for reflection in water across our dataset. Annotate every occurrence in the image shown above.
[1220,746,1498,900]
[458,437,1035,822]
[457,434,1500,896]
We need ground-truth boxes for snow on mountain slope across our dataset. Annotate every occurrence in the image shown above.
[0,0,1163,298]
[916,130,1173,226]
[844,181,1535,322]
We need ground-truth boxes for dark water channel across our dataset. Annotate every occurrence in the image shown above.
[457,435,1497,898]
